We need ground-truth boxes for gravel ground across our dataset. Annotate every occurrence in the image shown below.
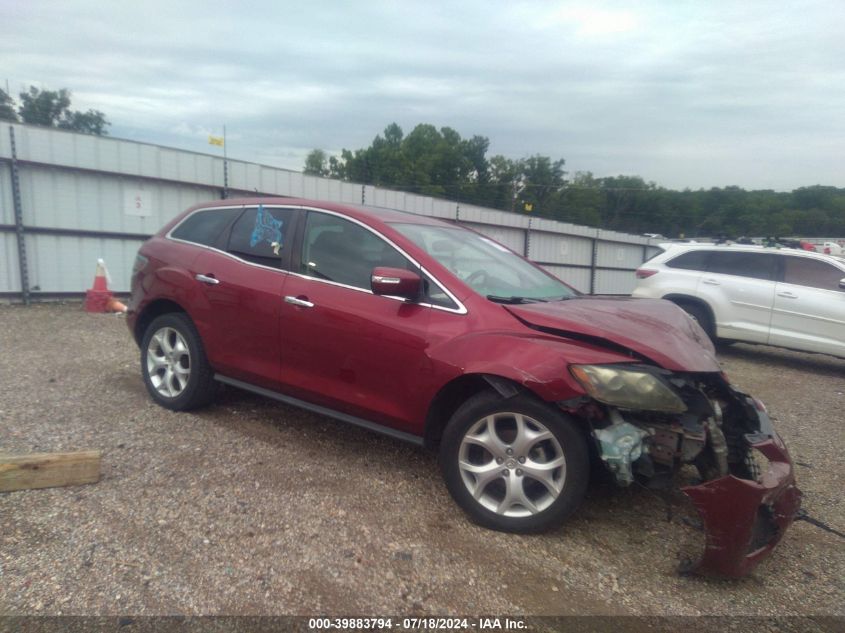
[0,303,843,620]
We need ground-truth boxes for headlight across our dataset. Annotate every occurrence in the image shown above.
[569,365,687,413]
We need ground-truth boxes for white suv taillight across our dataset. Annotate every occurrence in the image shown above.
[635,269,658,279]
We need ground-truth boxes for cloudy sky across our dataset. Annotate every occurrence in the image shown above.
[2,1,843,191]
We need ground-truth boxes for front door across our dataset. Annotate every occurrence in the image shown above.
[696,251,777,342]
[769,255,845,356]
[278,210,432,431]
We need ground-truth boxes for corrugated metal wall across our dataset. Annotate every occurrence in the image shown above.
[0,123,661,298]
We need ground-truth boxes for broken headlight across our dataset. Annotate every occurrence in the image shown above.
[569,365,687,413]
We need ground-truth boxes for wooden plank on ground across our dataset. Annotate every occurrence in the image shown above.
[0,450,101,492]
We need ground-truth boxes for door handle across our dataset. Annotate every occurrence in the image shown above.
[284,295,315,308]
[702,278,720,286]
[777,291,798,299]
[195,273,219,285]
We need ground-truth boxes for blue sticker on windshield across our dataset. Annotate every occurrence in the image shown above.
[250,205,284,251]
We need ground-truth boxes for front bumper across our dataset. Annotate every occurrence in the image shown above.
[681,431,801,577]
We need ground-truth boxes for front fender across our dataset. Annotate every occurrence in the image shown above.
[429,331,635,403]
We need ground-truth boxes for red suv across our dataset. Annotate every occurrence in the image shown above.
[128,198,800,577]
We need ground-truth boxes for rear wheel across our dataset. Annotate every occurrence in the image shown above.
[439,391,589,533]
[140,313,215,411]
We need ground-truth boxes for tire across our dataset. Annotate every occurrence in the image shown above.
[439,391,589,533]
[678,301,716,342]
[140,312,215,411]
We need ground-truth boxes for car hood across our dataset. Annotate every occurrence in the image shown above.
[505,297,720,372]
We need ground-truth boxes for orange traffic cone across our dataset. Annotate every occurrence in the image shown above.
[84,258,114,313]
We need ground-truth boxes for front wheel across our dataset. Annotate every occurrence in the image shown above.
[140,312,215,411]
[439,391,589,533]
[677,301,716,342]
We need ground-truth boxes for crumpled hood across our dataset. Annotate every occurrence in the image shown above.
[505,297,720,372]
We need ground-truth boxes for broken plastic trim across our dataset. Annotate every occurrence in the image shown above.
[680,431,801,577]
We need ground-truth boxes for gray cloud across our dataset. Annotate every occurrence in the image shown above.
[2,0,843,190]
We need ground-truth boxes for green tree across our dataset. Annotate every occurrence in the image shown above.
[0,89,18,122]
[58,109,109,135]
[17,86,109,135]
[487,155,524,211]
[303,149,330,176]
[300,120,845,239]
[521,155,566,213]
[18,87,72,126]
[558,172,603,226]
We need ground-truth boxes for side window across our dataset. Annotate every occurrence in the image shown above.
[666,250,709,271]
[782,257,845,291]
[300,212,410,289]
[226,205,294,268]
[420,272,459,310]
[706,252,776,281]
[300,212,460,309]
[170,208,240,246]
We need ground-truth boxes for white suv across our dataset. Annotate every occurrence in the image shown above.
[633,243,845,358]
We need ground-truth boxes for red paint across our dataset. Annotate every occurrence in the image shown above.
[682,436,801,577]
[505,297,720,372]
[127,198,800,575]
[370,266,421,299]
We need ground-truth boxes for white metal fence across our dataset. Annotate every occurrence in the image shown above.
[0,123,660,300]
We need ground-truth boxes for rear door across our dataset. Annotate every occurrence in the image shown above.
[696,251,777,342]
[191,204,298,390]
[769,255,845,356]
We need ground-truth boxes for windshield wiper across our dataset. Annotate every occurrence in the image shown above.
[486,295,549,304]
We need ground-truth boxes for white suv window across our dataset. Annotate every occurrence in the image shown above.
[706,251,776,281]
[666,250,709,271]
[782,256,844,291]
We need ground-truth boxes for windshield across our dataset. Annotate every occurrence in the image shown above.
[392,223,578,301]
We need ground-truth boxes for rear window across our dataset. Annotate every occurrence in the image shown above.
[666,250,709,271]
[227,205,295,268]
[642,247,666,263]
[170,208,240,247]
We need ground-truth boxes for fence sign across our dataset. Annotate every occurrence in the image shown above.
[124,189,152,217]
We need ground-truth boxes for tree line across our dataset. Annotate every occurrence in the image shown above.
[1,86,110,135]
[304,123,845,239]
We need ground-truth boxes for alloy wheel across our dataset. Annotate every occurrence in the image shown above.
[458,412,566,517]
[146,326,191,398]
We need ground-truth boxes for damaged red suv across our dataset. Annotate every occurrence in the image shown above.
[128,199,800,577]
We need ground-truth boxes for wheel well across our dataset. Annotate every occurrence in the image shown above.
[424,374,529,450]
[134,299,187,345]
[663,295,716,327]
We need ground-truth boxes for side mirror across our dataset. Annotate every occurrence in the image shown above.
[371,267,421,300]
[839,278,845,290]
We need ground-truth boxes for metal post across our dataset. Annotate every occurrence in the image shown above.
[524,217,532,257]
[361,184,365,205]
[590,231,599,295]
[456,204,460,223]
[222,125,228,199]
[9,126,30,305]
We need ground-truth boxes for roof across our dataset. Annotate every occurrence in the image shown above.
[657,241,845,267]
[193,197,453,227]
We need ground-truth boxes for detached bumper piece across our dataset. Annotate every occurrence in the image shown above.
[681,434,801,577]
